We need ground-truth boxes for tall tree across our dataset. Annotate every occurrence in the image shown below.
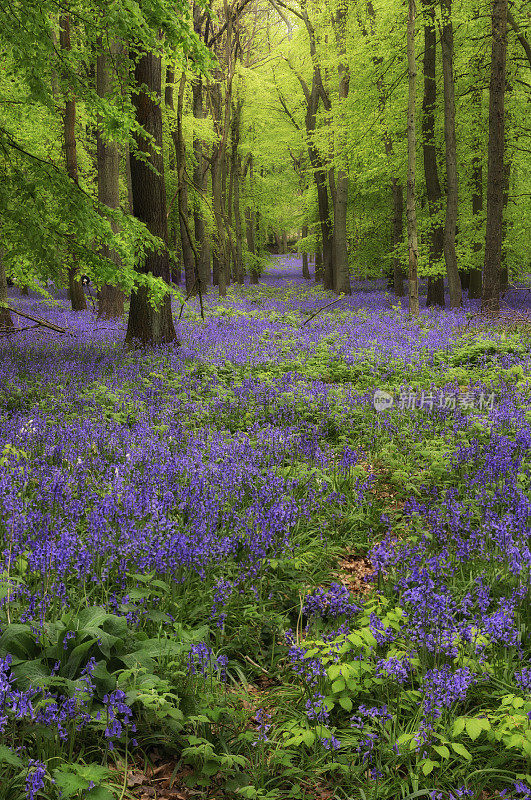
[365,1,405,298]
[59,15,87,311]
[125,47,177,346]
[0,249,13,328]
[440,0,462,307]
[166,67,196,295]
[331,0,351,295]
[407,0,420,317]
[468,61,485,299]
[421,0,445,307]
[482,0,508,313]
[96,39,125,318]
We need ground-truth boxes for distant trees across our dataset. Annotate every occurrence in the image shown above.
[482,0,509,314]
[0,0,529,335]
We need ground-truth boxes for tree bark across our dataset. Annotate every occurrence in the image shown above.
[440,0,462,307]
[231,100,244,283]
[192,75,211,288]
[482,0,507,314]
[245,156,259,284]
[96,39,125,318]
[421,0,445,307]
[0,249,13,328]
[332,2,351,295]
[125,48,177,346]
[407,0,420,317]
[59,15,87,311]
[166,68,196,295]
[315,247,323,283]
[365,1,405,297]
[468,153,483,297]
[210,79,230,297]
[302,224,311,279]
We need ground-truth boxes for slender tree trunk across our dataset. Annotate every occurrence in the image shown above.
[166,68,195,295]
[231,100,244,283]
[0,249,13,328]
[421,0,445,307]
[332,2,351,294]
[407,0,420,317]
[192,76,211,288]
[59,15,86,311]
[482,0,507,314]
[468,63,484,299]
[96,39,124,318]
[500,157,510,291]
[468,154,483,297]
[210,79,230,297]
[315,247,323,282]
[305,78,333,289]
[440,0,462,307]
[246,156,259,284]
[390,180,405,297]
[302,224,311,279]
[212,156,227,296]
[126,48,177,346]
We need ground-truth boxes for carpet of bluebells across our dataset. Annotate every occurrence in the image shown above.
[1,257,530,800]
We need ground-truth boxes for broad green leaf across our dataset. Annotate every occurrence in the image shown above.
[451,742,472,761]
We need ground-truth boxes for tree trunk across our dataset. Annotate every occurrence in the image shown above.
[302,224,311,279]
[315,247,323,282]
[391,180,405,297]
[246,156,259,284]
[192,76,211,289]
[0,250,13,328]
[125,48,177,346]
[468,69,484,299]
[59,15,87,311]
[482,0,507,314]
[440,0,462,307]
[167,68,196,295]
[407,0,420,317]
[421,0,445,307]
[231,100,244,283]
[96,39,124,318]
[212,156,227,296]
[332,3,351,294]
[210,79,230,298]
[304,75,334,289]
[468,154,483,297]
[500,157,510,291]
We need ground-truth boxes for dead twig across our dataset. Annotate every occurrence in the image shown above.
[300,296,348,326]
[5,306,73,335]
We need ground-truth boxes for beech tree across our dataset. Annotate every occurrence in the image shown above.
[482,0,508,314]
[125,48,177,346]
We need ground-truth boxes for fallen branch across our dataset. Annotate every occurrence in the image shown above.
[7,306,71,334]
[300,296,348,326]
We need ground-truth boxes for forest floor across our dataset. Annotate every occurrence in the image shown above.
[1,258,531,800]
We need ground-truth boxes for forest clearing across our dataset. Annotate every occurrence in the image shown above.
[1,0,531,797]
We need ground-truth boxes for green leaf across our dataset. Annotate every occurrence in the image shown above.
[453,717,466,737]
[87,789,115,800]
[331,677,346,693]
[339,695,353,711]
[0,744,24,767]
[465,718,488,741]
[53,769,89,797]
[422,759,438,775]
[451,742,472,761]
[433,745,450,759]
[302,730,316,747]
